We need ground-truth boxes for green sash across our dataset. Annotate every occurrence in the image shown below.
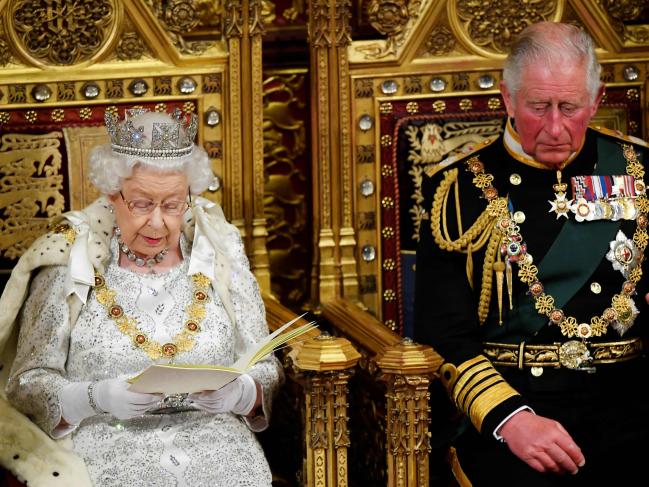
[492,136,628,342]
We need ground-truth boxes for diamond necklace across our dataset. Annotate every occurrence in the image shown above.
[115,226,168,268]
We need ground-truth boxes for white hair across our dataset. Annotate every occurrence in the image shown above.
[502,22,602,103]
[88,111,213,195]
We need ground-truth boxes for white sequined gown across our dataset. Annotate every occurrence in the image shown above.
[6,236,283,487]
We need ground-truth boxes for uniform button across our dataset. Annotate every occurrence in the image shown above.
[510,173,522,185]
[513,211,526,224]
[590,282,602,294]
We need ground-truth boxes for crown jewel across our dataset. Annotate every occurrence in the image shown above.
[105,108,198,159]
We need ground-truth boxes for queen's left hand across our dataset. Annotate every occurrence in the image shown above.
[188,373,258,416]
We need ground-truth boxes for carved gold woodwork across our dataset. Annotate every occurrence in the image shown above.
[5,0,120,67]
[62,127,106,209]
[377,339,442,487]
[296,333,360,487]
[450,0,561,56]
[0,132,65,261]
[307,0,358,306]
[262,70,311,307]
[323,298,443,486]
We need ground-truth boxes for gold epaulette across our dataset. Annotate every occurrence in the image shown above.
[425,135,500,178]
[590,125,649,149]
[440,356,519,432]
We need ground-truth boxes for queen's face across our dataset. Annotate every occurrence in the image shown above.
[109,166,189,258]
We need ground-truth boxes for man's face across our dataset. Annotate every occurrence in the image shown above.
[501,61,604,167]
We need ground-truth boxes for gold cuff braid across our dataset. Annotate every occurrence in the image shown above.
[449,355,519,432]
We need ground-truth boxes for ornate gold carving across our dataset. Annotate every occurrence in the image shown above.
[367,0,409,37]
[0,132,65,260]
[263,72,309,305]
[57,82,75,101]
[600,0,644,21]
[117,32,146,60]
[203,73,222,94]
[249,0,266,36]
[225,0,244,38]
[311,0,332,48]
[625,25,649,44]
[356,144,374,163]
[62,125,105,209]
[204,140,222,159]
[383,374,432,485]
[454,0,558,54]
[305,370,354,486]
[9,85,26,103]
[404,77,422,94]
[452,73,469,91]
[105,79,122,98]
[154,77,173,96]
[0,37,13,66]
[147,0,212,53]
[334,0,352,47]
[164,0,199,32]
[423,25,456,56]
[9,0,115,65]
[354,79,373,98]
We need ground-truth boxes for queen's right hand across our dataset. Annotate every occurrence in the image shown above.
[60,378,163,424]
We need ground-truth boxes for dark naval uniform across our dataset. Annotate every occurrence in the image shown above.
[414,119,649,486]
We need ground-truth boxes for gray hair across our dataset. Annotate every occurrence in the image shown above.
[88,143,213,195]
[502,22,602,103]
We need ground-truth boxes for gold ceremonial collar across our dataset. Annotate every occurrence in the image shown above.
[503,118,584,171]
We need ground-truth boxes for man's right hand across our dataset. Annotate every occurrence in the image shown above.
[498,410,585,475]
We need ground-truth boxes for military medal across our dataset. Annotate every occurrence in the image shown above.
[461,142,647,346]
[548,170,571,219]
[570,174,638,221]
[606,230,640,278]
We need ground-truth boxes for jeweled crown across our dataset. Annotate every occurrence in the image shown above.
[105,108,198,159]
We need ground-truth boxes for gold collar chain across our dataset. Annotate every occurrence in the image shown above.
[464,143,648,339]
[93,271,211,360]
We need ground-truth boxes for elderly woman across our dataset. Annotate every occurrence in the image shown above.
[0,109,283,486]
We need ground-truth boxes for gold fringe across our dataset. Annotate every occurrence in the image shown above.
[431,168,501,306]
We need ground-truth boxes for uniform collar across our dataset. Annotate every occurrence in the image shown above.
[503,118,584,171]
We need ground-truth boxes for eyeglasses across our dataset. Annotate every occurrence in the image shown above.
[120,191,192,216]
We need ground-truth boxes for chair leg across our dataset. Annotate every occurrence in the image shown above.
[447,446,473,487]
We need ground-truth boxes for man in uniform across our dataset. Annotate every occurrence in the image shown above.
[414,21,649,486]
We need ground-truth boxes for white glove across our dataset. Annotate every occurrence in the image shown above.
[60,378,162,424]
[188,373,257,416]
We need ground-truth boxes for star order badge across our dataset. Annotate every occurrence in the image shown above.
[548,192,571,219]
[606,230,640,278]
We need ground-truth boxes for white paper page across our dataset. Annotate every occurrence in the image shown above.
[128,365,241,394]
